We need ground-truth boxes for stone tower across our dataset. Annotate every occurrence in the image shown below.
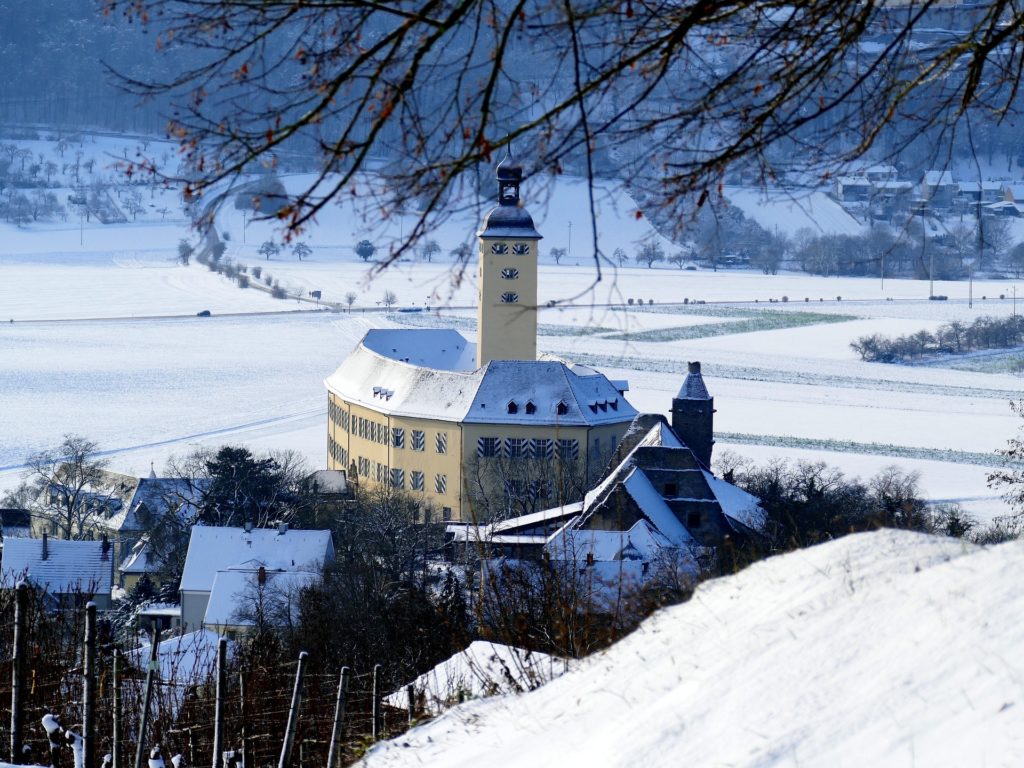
[476,153,542,368]
[671,361,715,469]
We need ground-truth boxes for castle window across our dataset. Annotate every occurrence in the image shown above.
[392,427,405,449]
[442,507,453,522]
[376,463,388,483]
[491,242,509,255]
[478,437,501,458]
[687,510,701,528]
[358,457,370,477]
[435,432,448,454]
[507,401,518,414]
[411,471,425,492]
[501,291,519,304]
[512,243,530,255]
[531,438,553,459]
[525,400,536,415]
[411,429,425,451]
[556,401,569,416]
[557,439,579,461]
[435,473,448,494]
[390,468,405,489]
[506,438,527,458]
[501,267,519,280]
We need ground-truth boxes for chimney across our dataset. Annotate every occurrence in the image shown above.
[257,566,267,586]
[671,361,715,469]
[101,534,110,561]
[41,532,48,561]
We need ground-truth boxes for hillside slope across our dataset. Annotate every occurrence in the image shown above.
[363,530,1023,767]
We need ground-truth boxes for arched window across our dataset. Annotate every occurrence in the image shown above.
[501,291,519,303]
[501,267,519,279]
[507,401,519,414]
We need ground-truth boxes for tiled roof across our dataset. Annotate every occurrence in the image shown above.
[0,537,113,596]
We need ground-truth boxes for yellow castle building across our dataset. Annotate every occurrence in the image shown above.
[325,156,638,521]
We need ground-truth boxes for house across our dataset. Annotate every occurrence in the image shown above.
[0,534,115,609]
[450,364,764,593]
[118,537,160,590]
[864,164,898,182]
[203,567,320,635]
[32,467,202,579]
[957,180,1003,205]
[178,524,334,630]
[0,509,32,539]
[921,170,956,207]
[833,176,872,203]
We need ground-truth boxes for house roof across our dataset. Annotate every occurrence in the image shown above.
[180,526,334,593]
[675,363,711,400]
[326,330,637,427]
[0,537,113,596]
[923,170,954,186]
[203,568,320,627]
[119,538,158,575]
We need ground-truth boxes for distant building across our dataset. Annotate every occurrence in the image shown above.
[921,170,956,208]
[325,155,638,521]
[178,524,334,631]
[0,534,115,609]
[0,509,32,539]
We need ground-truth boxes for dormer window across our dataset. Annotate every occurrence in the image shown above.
[501,267,519,280]
[610,398,618,411]
[556,401,568,416]
[501,291,519,303]
[525,400,536,415]
[507,401,519,414]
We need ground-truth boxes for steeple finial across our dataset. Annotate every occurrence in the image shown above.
[148,462,157,480]
[496,148,522,206]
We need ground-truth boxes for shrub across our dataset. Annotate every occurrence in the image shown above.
[253,266,262,279]
[271,285,287,299]
[237,274,249,288]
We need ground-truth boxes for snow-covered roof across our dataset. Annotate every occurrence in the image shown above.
[675,363,711,400]
[204,568,319,627]
[958,180,1003,193]
[131,628,223,684]
[119,538,159,575]
[180,526,333,593]
[0,537,113,596]
[362,328,476,371]
[702,471,766,531]
[836,176,871,187]
[326,331,637,427]
[548,517,675,563]
[477,204,543,240]
[923,170,954,187]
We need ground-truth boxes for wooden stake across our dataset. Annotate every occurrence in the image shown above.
[133,622,159,768]
[10,582,27,763]
[212,637,227,768]
[371,665,382,741]
[325,667,349,768]
[112,650,121,768]
[277,651,308,768]
[83,602,97,768]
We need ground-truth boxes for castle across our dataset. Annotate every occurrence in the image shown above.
[325,156,716,522]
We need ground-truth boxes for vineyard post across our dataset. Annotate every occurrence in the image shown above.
[371,665,382,741]
[277,651,308,768]
[10,582,27,762]
[112,650,121,768]
[325,667,349,768]
[83,602,97,768]
[239,672,249,768]
[212,637,227,768]
[133,622,159,768]
[406,684,415,729]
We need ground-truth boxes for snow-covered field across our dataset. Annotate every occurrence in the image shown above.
[1,136,1020,525]
[361,530,1024,767]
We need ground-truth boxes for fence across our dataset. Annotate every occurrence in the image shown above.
[0,586,417,768]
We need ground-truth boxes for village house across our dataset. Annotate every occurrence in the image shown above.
[178,524,334,632]
[0,534,115,609]
[921,170,956,208]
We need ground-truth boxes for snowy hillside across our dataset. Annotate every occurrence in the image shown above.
[363,530,1023,767]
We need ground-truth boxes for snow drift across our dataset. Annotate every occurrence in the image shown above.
[362,530,1023,767]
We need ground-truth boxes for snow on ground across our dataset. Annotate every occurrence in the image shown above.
[362,530,1024,768]
[724,185,867,237]
[385,641,567,716]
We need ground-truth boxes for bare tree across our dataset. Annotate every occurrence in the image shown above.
[634,241,665,269]
[258,240,281,260]
[104,0,1024,277]
[344,291,358,311]
[292,241,312,261]
[419,239,441,262]
[549,247,567,265]
[16,435,110,540]
[381,289,398,308]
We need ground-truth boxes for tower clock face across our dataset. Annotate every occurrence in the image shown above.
[490,242,509,255]
[512,243,530,255]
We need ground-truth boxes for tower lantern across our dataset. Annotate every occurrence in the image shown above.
[476,153,542,368]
